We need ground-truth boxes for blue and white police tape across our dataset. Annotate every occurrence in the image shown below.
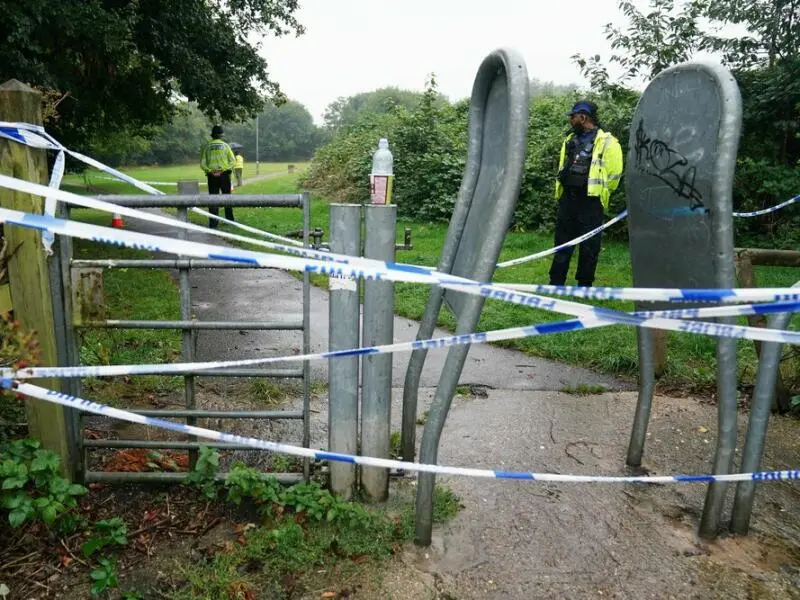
[2,171,800,308]
[9,381,800,484]
[496,210,629,268]
[496,195,799,267]
[4,120,799,256]
[0,122,65,253]
[0,123,304,248]
[733,194,799,218]
[2,205,800,350]
[94,176,206,187]
[491,282,800,304]
[5,297,799,382]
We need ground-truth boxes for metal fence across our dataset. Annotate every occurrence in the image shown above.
[57,193,311,484]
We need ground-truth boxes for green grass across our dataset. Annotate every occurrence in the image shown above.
[249,378,299,407]
[62,162,308,196]
[164,484,460,600]
[69,209,183,405]
[205,174,800,394]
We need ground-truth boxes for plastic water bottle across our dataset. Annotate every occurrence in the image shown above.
[370,138,394,205]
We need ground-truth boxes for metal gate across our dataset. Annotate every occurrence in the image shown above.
[57,191,312,484]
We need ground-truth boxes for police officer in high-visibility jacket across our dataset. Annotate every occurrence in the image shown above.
[201,125,236,228]
[234,150,244,188]
[549,101,623,287]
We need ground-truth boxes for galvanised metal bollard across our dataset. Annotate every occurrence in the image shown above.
[327,204,362,498]
[731,300,797,533]
[360,204,396,501]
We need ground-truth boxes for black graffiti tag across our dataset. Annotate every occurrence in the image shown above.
[634,120,705,211]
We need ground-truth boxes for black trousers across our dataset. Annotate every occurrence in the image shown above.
[548,194,604,287]
[206,170,234,228]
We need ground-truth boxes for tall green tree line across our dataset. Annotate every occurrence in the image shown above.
[89,100,326,167]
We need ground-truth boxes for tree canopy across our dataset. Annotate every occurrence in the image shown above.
[322,87,445,131]
[1,0,303,149]
[91,100,325,167]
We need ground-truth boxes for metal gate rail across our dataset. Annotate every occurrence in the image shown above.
[60,193,311,484]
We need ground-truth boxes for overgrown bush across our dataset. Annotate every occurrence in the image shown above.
[302,79,639,237]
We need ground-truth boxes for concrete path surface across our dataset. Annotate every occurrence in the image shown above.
[136,212,630,393]
[123,212,800,599]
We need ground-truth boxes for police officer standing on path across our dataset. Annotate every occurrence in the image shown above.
[201,124,236,229]
[549,101,623,287]
[234,149,244,188]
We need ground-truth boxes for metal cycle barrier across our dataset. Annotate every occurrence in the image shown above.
[57,190,312,484]
[402,47,530,546]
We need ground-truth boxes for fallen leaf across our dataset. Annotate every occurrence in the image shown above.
[696,426,709,433]
[321,593,337,599]
[232,522,256,534]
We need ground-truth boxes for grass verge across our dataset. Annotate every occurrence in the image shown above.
[70,209,183,405]
[167,483,460,600]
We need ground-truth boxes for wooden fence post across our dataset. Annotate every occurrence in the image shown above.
[652,329,668,377]
[735,247,799,412]
[0,79,73,475]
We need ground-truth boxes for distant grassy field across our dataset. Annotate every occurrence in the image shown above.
[62,162,308,195]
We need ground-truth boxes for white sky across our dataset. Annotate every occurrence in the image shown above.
[261,0,639,124]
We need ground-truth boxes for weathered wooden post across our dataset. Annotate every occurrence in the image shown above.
[0,79,74,475]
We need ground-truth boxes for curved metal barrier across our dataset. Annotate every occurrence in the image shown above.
[401,47,530,546]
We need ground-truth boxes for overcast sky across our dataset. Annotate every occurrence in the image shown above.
[261,0,641,124]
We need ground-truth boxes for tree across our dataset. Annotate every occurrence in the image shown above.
[702,0,800,68]
[223,100,326,162]
[322,87,444,130]
[572,0,706,89]
[529,78,579,98]
[1,0,304,150]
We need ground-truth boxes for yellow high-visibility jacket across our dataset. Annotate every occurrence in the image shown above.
[554,128,623,210]
[234,154,244,169]
[201,138,235,174]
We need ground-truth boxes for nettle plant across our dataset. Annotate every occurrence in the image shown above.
[0,438,87,530]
